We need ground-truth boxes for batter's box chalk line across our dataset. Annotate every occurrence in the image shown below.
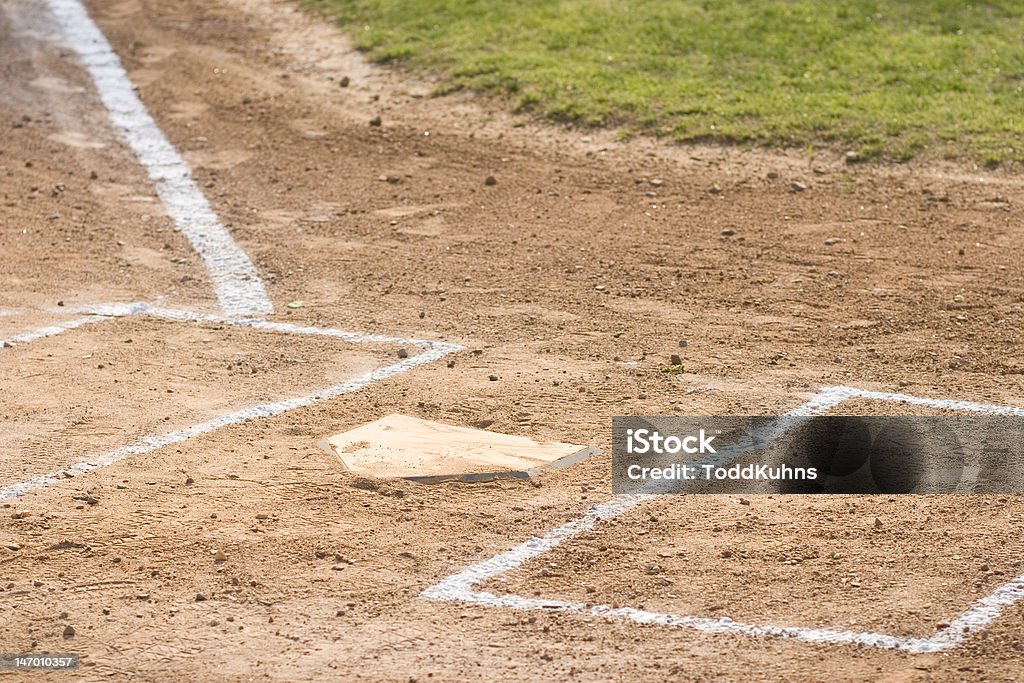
[0,301,463,501]
[422,386,1024,653]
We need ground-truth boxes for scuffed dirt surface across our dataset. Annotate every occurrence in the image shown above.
[0,0,1023,679]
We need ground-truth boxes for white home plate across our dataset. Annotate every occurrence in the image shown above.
[321,414,597,482]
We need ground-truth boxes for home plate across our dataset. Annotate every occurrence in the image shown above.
[320,414,598,482]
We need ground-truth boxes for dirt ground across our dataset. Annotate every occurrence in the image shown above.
[1,0,1023,679]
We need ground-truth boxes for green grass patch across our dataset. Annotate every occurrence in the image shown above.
[310,0,1024,163]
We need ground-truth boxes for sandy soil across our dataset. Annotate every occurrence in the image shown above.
[1,0,1023,679]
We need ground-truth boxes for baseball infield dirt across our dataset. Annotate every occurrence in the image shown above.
[1,0,1023,680]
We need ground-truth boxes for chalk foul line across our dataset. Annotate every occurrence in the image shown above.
[46,0,272,318]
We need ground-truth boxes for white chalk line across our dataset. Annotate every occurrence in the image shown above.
[1,314,108,347]
[45,0,272,318]
[0,303,153,348]
[130,305,448,348]
[2,300,454,351]
[422,385,1024,653]
[0,302,463,501]
[840,387,1024,416]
